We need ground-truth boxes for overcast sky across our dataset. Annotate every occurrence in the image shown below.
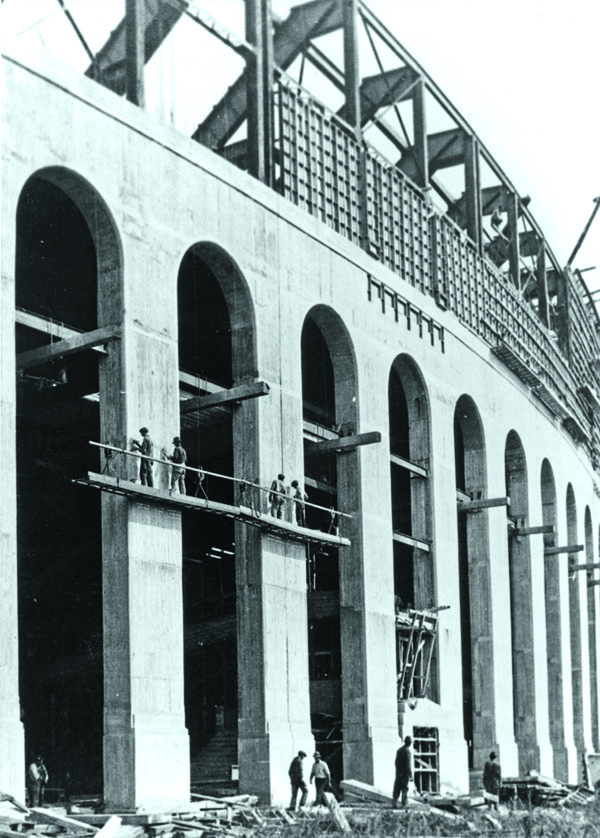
[4,0,599,293]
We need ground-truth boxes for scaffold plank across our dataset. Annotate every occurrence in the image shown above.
[74,472,350,548]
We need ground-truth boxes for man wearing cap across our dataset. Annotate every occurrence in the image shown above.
[287,750,308,811]
[483,750,501,810]
[309,751,330,806]
[168,436,187,495]
[132,427,154,487]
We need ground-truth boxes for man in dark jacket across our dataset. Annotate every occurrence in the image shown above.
[393,735,413,808]
[483,751,501,809]
[288,750,308,811]
[132,427,154,487]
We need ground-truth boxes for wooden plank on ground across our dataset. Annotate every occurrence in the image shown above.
[97,816,122,838]
[29,808,99,832]
[0,793,29,812]
[340,779,392,805]
[323,793,350,832]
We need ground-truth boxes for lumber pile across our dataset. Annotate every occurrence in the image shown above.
[500,771,594,807]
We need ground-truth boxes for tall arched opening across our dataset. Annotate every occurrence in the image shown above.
[454,395,495,770]
[541,459,568,779]
[388,353,437,777]
[176,242,258,787]
[505,431,538,773]
[566,484,585,776]
[584,507,598,751]
[301,305,358,785]
[15,167,121,795]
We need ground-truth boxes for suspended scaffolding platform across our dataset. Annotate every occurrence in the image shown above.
[73,442,351,548]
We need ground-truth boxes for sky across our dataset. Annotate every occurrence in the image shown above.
[3,0,599,295]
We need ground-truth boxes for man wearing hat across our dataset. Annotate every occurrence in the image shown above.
[483,750,501,809]
[309,751,331,806]
[287,750,308,811]
[168,436,187,495]
[132,427,154,487]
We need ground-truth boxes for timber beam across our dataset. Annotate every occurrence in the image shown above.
[544,544,584,556]
[180,380,270,413]
[310,431,381,454]
[570,562,600,572]
[391,453,428,478]
[16,325,121,370]
[458,496,510,512]
[514,525,555,537]
[393,531,430,552]
[588,580,600,588]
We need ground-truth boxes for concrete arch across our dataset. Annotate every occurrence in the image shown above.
[388,354,436,720]
[300,304,361,782]
[504,430,538,774]
[540,459,568,780]
[302,304,359,432]
[182,241,258,383]
[585,507,599,751]
[17,165,123,328]
[566,483,585,776]
[454,394,495,770]
[175,242,259,770]
[15,166,123,795]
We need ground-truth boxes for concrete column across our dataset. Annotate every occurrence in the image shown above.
[0,184,26,800]
[235,294,313,802]
[99,240,189,811]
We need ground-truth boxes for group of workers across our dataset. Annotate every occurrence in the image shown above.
[287,739,502,813]
[131,428,188,494]
[268,473,308,526]
[130,429,309,525]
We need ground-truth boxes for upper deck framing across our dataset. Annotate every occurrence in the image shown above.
[12,0,600,467]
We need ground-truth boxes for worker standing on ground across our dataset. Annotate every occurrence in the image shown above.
[392,735,413,808]
[38,756,48,805]
[310,751,331,806]
[27,756,41,807]
[269,473,286,518]
[287,750,308,811]
[291,479,308,527]
[483,750,501,810]
[168,436,187,495]
[132,427,154,487]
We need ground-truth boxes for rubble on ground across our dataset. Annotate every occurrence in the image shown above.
[1,770,599,838]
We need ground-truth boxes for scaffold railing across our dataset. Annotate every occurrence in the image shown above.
[73,441,352,547]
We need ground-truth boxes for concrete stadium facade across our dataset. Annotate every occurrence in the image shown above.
[2,5,600,810]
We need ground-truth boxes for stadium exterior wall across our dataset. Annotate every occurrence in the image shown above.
[1,53,599,805]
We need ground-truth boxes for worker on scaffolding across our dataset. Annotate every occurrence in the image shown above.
[168,436,187,495]
[291,479,308,527]
[269,473,286,518]
[131,427,154,487]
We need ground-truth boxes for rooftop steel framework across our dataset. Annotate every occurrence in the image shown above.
[62,0,600,468]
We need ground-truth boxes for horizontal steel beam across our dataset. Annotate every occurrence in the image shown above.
[16,325,120,370]
[179,380,270,413]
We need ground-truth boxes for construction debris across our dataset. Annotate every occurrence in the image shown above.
[2,767,599,838]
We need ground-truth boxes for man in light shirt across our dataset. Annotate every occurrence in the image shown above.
[309,751,331,806]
